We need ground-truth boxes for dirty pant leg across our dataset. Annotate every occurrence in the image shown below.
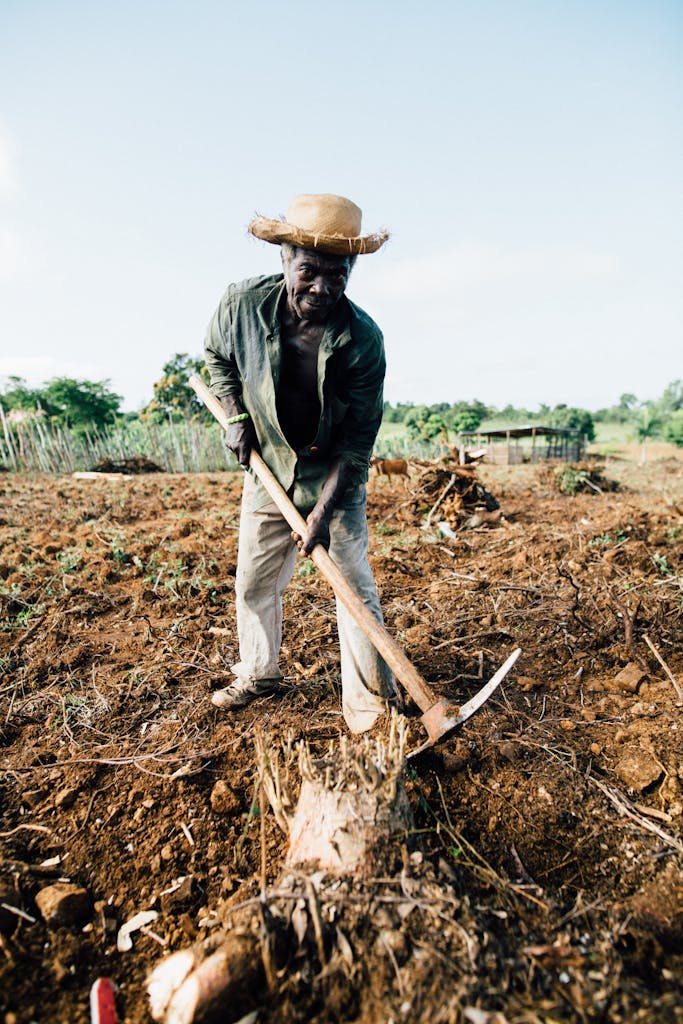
[328,496,396,734]
[233,479,297,683]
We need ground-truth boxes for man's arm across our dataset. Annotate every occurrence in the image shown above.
[204,293,257,467]
[294,457,352,554]
[218,395,257,468]
[296,326,386,554]
[329,325,386,477]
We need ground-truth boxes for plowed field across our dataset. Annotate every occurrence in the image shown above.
[1,454,682,1024]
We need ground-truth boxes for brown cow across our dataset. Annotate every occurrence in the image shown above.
[370,457,409,482]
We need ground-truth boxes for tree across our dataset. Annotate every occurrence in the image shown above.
[143,354,211,422]
[1,375,122,431]
[404,407,448,442]
[41,378,122,431]
[549,405,596,442]
[451,408,484,434]
[633,406,662,463]
[664,409,683,447]
[0,376,48,414]
[618,393,638,412]
[656,379,683,416]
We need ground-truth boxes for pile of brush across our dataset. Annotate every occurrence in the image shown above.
[88,455,165,474]
[544,462,619,496]
[408,456,500,532]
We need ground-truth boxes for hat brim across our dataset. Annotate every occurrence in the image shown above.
[248,216,389,256]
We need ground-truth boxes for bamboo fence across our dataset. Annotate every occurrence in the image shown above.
[0,406,450,475]
[0,408,235,474]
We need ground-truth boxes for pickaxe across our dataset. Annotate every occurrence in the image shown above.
[189,374,520,748]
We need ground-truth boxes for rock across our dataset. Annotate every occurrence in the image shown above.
[615,746,664,792]
[210,780,239,816]
[160,875,194,913]
[516,675,542,692]
[21,788,48,808]
[55,788,78,809]
[607,663,646,694]
[35,883,91,926]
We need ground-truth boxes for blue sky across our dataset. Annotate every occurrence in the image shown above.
[1,0,681,412]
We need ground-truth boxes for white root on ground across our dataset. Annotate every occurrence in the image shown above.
[148,935,262,1024]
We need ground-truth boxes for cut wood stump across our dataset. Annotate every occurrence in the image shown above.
[147,715,419,1024]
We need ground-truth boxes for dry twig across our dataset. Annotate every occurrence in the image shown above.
[643,633,683,701]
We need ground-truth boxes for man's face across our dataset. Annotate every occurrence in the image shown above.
[281,247,353,324]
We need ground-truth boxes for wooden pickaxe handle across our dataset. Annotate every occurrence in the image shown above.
[189,374,437,713]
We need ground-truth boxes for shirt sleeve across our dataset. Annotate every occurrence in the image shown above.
[203,290,243,400]
[330,327,386,475]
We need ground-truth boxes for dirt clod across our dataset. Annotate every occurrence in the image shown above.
[34,884,91,926]
[209,781,239,816]
[615,746,665,792]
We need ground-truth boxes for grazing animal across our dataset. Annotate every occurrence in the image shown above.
[371,457,409,481]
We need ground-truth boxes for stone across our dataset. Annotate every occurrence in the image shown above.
[35,883,91,926]
[615,746,664,792]
[55,788,78,809]
[516,675,543,692]
[21,788,48,808]
[160,875,194,913]
[210,780,239,816]
[607,663,646,694]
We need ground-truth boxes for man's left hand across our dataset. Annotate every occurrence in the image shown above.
[292,507,331,555]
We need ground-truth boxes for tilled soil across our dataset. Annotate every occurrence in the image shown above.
[1,457,682,1024]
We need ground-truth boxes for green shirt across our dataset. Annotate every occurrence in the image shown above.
[204,274,386,512]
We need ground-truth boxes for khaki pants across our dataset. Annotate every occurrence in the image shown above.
[232,473,396,732]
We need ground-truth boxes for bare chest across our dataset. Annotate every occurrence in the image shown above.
[279,324,325,393]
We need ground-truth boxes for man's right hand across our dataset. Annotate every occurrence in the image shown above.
[220,398,257,468]
[224,420,256,467]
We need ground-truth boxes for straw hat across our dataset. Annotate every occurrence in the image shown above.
[248,194,389,256]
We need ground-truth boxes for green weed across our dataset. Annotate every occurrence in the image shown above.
[56,548,84,573]
[652,552,673,575]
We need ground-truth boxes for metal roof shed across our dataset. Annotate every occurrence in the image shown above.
[458,424,585,465]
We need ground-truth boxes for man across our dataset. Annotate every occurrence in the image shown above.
[204,194,396,733]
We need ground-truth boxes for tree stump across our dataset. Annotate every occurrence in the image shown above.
[147,715,416,1024]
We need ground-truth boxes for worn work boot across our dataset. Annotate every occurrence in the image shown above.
[211,676,282,711]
